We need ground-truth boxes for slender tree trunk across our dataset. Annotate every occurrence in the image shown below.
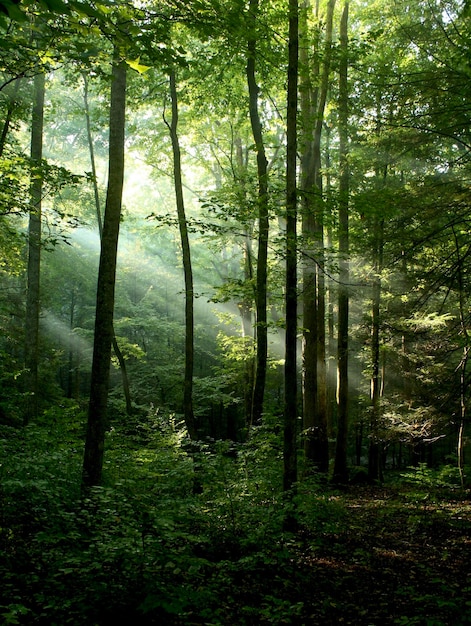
[24,72,45,425]
[452,225,468,488]
[240,229,256,426]
[67,288,76,399]
[167,69,197,440]
[368,216,384,481]
[247,0,269,426]
[83,74,133,416]
[325,124,336,438]
[367,93,394,481]
[284,0,299,500]
[0,78,21,158]
[83,75,102,232]
[234,136,256,428]
[82,58,127,489]
[299,0,318,472]
[313,0,335,471]
[333,1,350,484]
[458,347,468,489]
[300,0,335,473]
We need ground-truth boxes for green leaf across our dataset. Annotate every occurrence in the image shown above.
[126,57,151,74]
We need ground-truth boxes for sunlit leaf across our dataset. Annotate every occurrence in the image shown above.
[126,57,151,74]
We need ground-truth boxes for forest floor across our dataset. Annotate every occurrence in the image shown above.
[244,484,471,626]
[2,420,471,625]
[172,483,471,626]
[3,481,471,625]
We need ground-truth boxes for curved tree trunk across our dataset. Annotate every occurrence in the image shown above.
[0,77,21,158]
[247,0,269,426]
[82,57,127,489]
[166,69,197,440]
[24,71,45,425]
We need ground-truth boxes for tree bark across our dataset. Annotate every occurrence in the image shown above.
[284,0,299,499]
[300,0,335,473]
[0,77,21,158]
[452,225,468,488]
[167,69,197,440]
[234,136,256,428]
[24,71,45,425]
[368,216,384,481]
[83,73,133,416]
[82,58,127,489]
[333,1,350,484]
[299,0,318,471]
[247,0,269,426]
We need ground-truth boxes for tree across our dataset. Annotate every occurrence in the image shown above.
[283,0,299,498]
[82,56,127,489]
[300,0,336,474]
[83,72,133,417]
[0,77,21,157]
[24,71,45,425]
[246,0,269,427]
[333,0,349,483]
[165,68,197,440]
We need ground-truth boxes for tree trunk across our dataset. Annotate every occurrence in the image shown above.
[233,135,255,428]
[240,230,256,427]
[368,216,384,482]
[284,0,299,500]
[83,73,133,417]
[452,225,468,488]
[24,71,45,425]
[67,288,76,399]
[82,58,127,489]
[333,1,350,484]
[300,0,335,474]
[299,0,318,472]
[247,0,269,426]
[0,77,21,158]
[167,69,197,440]
[325,124,336,439]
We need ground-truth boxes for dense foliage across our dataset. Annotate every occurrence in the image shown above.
[1,414,471,624]
[1,0,471,622]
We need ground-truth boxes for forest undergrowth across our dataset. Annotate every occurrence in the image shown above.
[1,406,471,626]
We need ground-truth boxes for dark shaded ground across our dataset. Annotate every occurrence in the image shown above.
[174,487,471,625]
[2,481,471,625]
[291,487,471,625]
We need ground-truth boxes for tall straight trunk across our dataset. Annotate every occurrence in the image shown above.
[284,0,299,498]
[333,1,350,484]
[234,136,256,427]
[83,74,133,416]
[451,225,468,488]
[82,58,127,489]
[300,0,335,473]
[240,231,255,424]
[167,69,196,440]
[325,125,336,437]
[458,347,468,488]
[367,94,393,480]
[67,288,76,399]
[368,216,384,481]
[247,0,269,426]
[299,0,318,470]
[312,1,335,470]
[24,71,45,425]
